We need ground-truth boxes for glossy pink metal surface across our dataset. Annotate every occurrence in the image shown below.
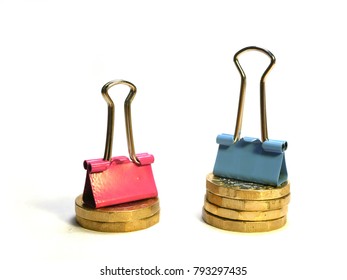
[82,153,158,208]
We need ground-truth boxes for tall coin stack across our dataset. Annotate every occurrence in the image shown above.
[75,195,160,232]
[202,173,290,233]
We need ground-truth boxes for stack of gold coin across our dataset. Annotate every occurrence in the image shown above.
[202,173,290,233]
[75,194,160,232]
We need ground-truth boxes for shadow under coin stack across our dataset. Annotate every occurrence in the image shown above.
[202,173,290,232]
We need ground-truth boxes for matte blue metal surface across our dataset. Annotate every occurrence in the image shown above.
[213,134,288,186]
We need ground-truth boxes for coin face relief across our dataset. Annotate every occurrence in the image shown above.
[206,173,290,200]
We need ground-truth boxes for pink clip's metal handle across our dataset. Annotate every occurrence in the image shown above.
[101,80,140,164]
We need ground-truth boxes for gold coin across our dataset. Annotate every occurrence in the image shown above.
[76,211,160,232]
[206,191,290,211]
[75,194,160,222]
[206,173,290,200]
[204,198,288,221]
[202,209,286,233]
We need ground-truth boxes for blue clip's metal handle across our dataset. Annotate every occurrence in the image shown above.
[233,46,276,143]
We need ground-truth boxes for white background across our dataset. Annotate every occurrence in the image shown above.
[1,0,346,279]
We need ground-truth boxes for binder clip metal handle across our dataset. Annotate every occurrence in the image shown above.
[233,46,276,143]
[102,80,140,164]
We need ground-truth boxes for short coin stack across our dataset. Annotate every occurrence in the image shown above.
[202,173,290,232]
[75,195,160,232]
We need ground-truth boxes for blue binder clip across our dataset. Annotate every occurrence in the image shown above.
[213,46,288,186]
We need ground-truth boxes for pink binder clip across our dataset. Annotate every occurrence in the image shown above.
[82,80,158,208]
